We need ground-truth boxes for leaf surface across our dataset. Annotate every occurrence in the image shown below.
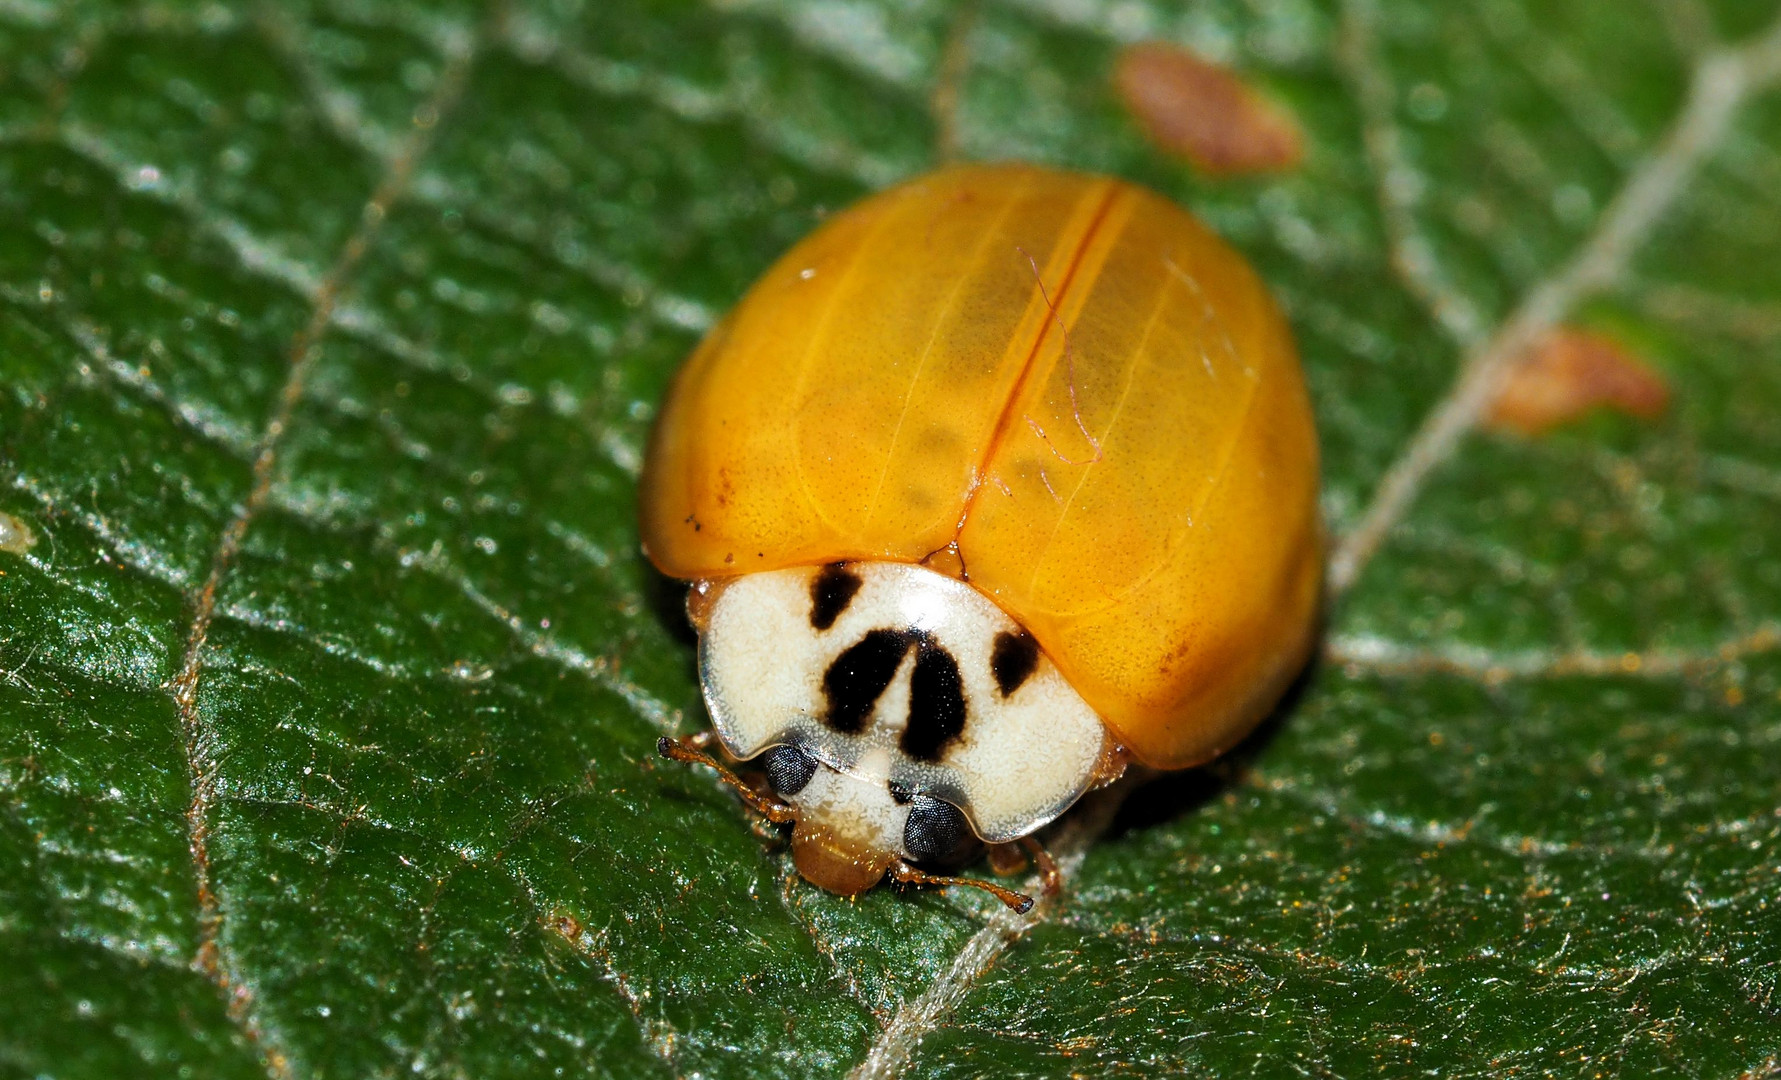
[3,1,1780,1077]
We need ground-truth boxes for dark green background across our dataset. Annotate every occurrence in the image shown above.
[3,1,1779,1077]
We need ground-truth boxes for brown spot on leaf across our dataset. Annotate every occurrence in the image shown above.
[1114,42,1303,176]
[1487,328,1671,436]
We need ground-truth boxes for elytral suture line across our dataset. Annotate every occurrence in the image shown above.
[841,10,1781,1080]
[163,23,481,1078]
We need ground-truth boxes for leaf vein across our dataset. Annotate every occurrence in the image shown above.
[161,25,484,1078]
[1329,10,1781,597]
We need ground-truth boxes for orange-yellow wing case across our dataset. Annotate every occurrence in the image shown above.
[641,163,1320,769]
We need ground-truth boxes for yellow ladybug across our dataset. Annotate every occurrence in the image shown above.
[643,163,1320,911]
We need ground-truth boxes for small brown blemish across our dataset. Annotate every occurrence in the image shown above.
[1487,327,1671,436]
[1114,41,1304,176]
[685,580,720,630]
[0,511,37,555]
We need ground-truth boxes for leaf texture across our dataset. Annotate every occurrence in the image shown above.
[2,1,1780,1078]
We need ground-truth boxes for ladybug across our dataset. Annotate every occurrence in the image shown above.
[642,163,1320,912]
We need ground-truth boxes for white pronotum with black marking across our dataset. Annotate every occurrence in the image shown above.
[697,561,1110,879]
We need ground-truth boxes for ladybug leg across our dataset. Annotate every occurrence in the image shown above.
[1019,835,1061,898]
[985,841,1028,877]
[977,839,1061,901]
[656,735,797,825]
[888,860,1035,915]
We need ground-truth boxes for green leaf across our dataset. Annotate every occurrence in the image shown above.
[3,1,1780,1077]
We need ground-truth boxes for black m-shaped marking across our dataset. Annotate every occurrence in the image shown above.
[822,629,911,734]
[902,641,966,762]
[819,628,970,762]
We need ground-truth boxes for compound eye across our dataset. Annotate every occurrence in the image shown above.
[902,795,969,864]
[761,744,818,797]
